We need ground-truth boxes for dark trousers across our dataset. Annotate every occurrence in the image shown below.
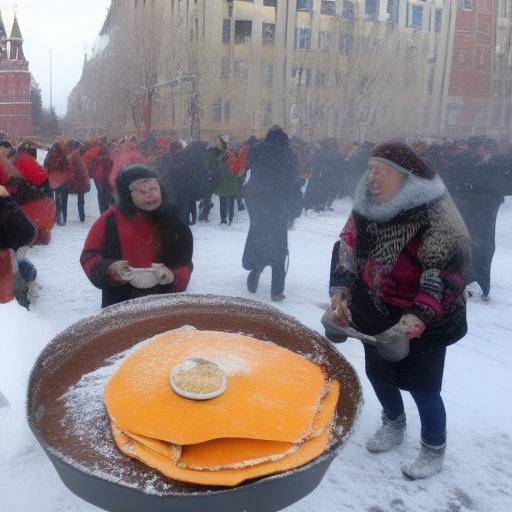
[54,186,69,225]
[77,192,85,222]
[470,243,495,296]
[96,183,111,214]
[199,194,213,221]
[253,258,286,296]
[186,200,197,225]
[220,196,235,224]
[364,343,447,447]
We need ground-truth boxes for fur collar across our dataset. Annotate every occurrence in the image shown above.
[353,172,446,222]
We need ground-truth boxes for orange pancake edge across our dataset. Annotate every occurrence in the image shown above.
[112,425,332,487]
[175,378,340,470]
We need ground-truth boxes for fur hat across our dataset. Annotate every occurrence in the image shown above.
[370,141,435,180]
[115,164,160,214]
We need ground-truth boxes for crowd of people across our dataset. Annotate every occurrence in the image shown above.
[1,126,512,482]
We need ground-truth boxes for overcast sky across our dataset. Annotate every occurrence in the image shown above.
[0,0,110,116]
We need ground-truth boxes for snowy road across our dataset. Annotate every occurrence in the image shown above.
[1,191,511,512]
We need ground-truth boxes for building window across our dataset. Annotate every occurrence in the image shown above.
[224,102,231,125]
[263,0,277,6]
[476,107,489,127]
[318,31,332,51]
[235,60,248,81]
[297,0,313,11]
[387,0,400,24]
[427,70,435,95]
[262,102,273,127]
[342,0,355,18]
[222,19,231,44]
[321,1,336,15]
[365,0,379,20]
[315,70,328,87]
[221,58,230,80]
[339,34,353,56]
[335,71,346,87]
[235,20,252,44]
[262,23,276,47]
[292,67,312,87]
[295,27,311,49]
[447,104,460,126]
[262,63,273,87]
[457,0,473,10]
[407,3,423,29]
[212,97,222,123]
[434,9,442,32]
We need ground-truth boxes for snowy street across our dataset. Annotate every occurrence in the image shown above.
[1,192,512,512]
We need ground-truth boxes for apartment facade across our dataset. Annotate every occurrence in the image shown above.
[68,0,511,142]
[152,0,443,142]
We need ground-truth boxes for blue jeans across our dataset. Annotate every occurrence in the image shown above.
[365,344,447,447]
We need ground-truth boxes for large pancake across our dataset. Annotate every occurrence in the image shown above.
[105,329,326,445]
[176,380,340,470]
[112,425,331,487]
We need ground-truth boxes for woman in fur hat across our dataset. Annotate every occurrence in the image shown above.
[328,141,470,479]
[81,165,193,308]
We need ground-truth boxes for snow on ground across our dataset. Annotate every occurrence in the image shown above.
[1,190,511,512]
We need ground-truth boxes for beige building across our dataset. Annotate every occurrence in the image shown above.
[68,0,452,142]
[490,0,512,141]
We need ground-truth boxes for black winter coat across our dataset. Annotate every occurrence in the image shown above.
[0,196,36,250]
[242,138,302,270]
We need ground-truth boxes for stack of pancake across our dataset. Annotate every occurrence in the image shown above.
[104,327,340,487]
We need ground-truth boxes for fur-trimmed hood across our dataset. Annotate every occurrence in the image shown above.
[353,171,446,222]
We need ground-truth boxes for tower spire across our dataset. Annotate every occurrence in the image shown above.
[0,10,7,60]
[8,11,25,61]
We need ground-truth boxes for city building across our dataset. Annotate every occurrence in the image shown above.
[67,0,511,142]
[0,11,33,136]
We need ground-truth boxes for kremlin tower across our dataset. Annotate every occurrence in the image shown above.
[0,10,33,135]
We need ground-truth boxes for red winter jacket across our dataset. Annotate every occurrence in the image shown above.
[67,152,90,194]
[13,154,48,187]
[337,214,464,321]
[81,207,192,307]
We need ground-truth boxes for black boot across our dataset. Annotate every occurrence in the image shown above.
[247,270,261,293]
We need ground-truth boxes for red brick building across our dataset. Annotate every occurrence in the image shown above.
[445,0,495,136]
[0,11,33,136]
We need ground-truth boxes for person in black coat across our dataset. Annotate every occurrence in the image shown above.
[304,138,343,212]
[442,137,512,300]
[242,126,302,301]
[0,185,36,251]
[1,185,36,305]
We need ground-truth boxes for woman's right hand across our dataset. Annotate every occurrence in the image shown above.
[106,260,132,285]
[0,185,10,198]
[330,291,352,327]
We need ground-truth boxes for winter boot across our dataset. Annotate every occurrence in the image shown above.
[401,441,445,480]
[247,270,261,293]
[271,293,286,302]
[366,412,406,453]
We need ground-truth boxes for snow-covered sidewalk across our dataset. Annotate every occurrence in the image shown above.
[1,192,511,512]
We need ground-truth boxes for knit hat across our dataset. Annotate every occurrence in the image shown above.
[115,164,161,214]
[369,141,435,180]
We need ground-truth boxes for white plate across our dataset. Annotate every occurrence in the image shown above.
[170,358,228,400]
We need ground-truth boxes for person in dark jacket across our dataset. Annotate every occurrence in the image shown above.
[442,137,512,300]
[304,138,343,212]
[156,141,198,224]
[242,126,302,301]
[328,141,470,480]
[0,184,36,304]
[80,165,193,308]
